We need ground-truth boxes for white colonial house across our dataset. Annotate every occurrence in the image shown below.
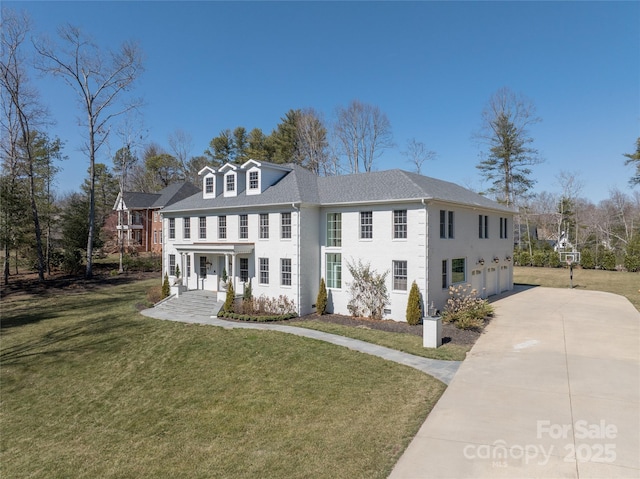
[160,159,516,321]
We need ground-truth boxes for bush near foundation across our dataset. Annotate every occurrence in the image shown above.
[442,284,493,331]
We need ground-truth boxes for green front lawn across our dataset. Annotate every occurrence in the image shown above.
[289,320,470,361]
[1,279,444,478]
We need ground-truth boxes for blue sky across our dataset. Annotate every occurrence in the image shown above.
[8,1,640,203]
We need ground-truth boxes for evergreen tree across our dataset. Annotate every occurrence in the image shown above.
[224,280,235,312]
[476,87,542,207]
[406,281,422,325]
[316,278,327,315]
[623,137,640,186]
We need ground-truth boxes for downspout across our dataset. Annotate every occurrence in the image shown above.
[421,198,428,316]
[292,203,301,317]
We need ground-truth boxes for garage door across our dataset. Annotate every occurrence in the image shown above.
[500,265,510,292]
[486,267,498,296]
[470,269,484,298]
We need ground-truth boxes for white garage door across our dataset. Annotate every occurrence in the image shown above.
[500,265,510,292]
[470,269,484,298]
[486,267,498,296]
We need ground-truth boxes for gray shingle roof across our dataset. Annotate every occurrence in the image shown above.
[151,182,201,208]
[161,166,514,214]
[122,192,160,209]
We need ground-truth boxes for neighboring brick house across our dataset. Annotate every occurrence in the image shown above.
[112,182,200,254]
[160,160,516,321]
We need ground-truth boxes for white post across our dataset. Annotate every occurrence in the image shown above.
[423,315,442,348]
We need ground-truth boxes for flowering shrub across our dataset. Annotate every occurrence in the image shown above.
[442,284,493,331]
[346,259,389,320]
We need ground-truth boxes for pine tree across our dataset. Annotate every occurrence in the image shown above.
[224,280,235,312]
[406,281,422,325]
[162,272,170,298]
[316,278,327,315]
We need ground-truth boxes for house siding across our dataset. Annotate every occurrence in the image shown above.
[160,163,515,321]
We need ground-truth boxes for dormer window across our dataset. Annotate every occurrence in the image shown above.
[226,174,235,192]
[199,166,217,199]
[249,171,259,190]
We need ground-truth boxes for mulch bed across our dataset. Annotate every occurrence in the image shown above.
[292,313,485,346]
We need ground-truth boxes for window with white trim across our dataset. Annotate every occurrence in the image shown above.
[327,213,341,247]
[205,177,214,194]
[281,258,292,286]
[500,217,508,239]
[169,254,176,276]
[186,255,191,277]
[442,259,448,289]
[259,258,269,284]
[249,170,259,190]
[479,215,488,239]
[259,214,269,239]
[239,214,248,239]
[199,217,206,239]
[440,210,454,238]
[326,253,342,289]
[452,258,466,284]
[183,217,190,239]
[218,216,227,239]
[281,212,291,239]
[226,174,235,192]
[169,218,175,239]
[393,210,407,239]
[360,211,373,239]
[393,260,407,291]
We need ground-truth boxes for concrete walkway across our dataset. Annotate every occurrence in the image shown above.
[389,287,640,478]
[140,305,461,385]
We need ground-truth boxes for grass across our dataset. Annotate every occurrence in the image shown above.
[289,320,470,361]
[1,279,445,479]
[514,266,640,311]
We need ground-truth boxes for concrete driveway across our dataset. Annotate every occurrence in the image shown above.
[389,286,640,479]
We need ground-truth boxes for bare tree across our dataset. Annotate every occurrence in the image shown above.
[34,25,143,278]
[476,87,542,207]
[294,108,329,175]
[334,100,393,174]
[168,128,193,175]
[1,9,50,281]
[401,138,436,175]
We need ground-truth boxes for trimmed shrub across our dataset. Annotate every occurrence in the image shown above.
[161,272,170,299]
[406,281,422,325]
[223,280,235,312]
[175,264,180,278]
[316,278,328,315]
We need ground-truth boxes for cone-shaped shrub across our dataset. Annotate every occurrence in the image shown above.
[224,280,235,312]
[316,278,327,315]
[162,272,170,298]
[406,280,422,325]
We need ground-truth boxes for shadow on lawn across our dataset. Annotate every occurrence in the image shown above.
[0,315,145,366]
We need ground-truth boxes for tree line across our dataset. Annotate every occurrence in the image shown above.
[2,7,638,284]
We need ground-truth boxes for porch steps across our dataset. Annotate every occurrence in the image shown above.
[153,290,224,320]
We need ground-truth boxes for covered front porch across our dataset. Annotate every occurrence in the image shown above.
[173,243,254,299]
